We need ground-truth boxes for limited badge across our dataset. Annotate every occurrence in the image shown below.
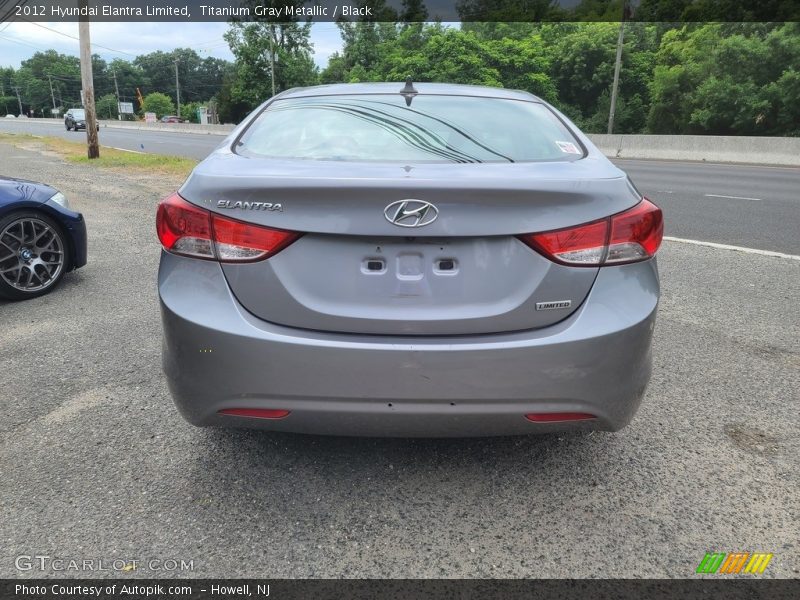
[536,300,572,310]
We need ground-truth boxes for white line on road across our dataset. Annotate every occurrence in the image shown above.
[664,236,800,260]
[704,193,762,201]
[108,146,145,154]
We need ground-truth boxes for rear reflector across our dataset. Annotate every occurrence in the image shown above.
[518,198,663,267]
[525,412,596,423]
[156,192,301,262]
[218,408,290,419]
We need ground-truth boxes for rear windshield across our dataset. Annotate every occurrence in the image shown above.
[235,94,583,163]
[71,110,85,119]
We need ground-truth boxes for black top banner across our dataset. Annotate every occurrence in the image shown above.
[0,0,798,23]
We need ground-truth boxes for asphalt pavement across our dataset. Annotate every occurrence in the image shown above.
[1,118,798,255]
[0,117,222,160]
[0,140,798,578]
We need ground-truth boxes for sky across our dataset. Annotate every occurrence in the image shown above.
[0,21,344,69]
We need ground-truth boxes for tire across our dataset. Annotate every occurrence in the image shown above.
[0,211,70,301]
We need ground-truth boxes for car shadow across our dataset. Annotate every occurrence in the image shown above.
[179,426,624,521]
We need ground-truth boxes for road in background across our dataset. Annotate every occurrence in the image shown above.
[618,160,799,256]
[0,118,220,160]
[1,119,798,254]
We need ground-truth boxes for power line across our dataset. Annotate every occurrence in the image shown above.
[0,0,28,26]
[192,37,229,49]
[0,33,49,51]
[19,19,137,57]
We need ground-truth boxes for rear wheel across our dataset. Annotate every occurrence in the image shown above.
[0,211,69,300]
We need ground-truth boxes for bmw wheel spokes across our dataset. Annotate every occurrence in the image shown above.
[0,217,64,292]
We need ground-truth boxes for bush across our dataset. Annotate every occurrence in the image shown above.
[141,92,176,119]
[95,94,119,120]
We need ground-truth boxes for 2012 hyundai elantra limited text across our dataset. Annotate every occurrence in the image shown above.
[157,82,662,437]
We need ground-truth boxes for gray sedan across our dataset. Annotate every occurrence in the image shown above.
[156,82,663,437]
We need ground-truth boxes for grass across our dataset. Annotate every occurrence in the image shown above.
[0,132,197,178]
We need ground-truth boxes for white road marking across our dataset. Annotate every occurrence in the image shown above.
[664,236,800,260]
[704,193,762,201]
[108,146,145,154]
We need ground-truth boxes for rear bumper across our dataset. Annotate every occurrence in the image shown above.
[158,252,659,437]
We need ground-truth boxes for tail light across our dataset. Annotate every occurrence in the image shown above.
[518,198,663,267]
[156,192,300,262]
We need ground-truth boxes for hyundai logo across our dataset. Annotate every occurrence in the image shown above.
[384,200,439,228]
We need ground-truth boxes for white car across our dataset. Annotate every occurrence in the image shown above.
[4,114,16,119]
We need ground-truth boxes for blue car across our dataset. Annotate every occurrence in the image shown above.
[0,176,87,300]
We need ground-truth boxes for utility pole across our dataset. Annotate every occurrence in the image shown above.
[174,59,181,118]
[12,86,22,116]
[78,1,99,158]
[608,1,633,134]
[47,75,57,113]
[112,68,121,120]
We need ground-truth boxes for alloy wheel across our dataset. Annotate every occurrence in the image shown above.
[0,217,65,292]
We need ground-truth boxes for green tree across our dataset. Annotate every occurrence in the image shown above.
[108,59,148,110]
[133,49,231,105]
[379,26,503,85]
[224,21,318,107]
[13,50,81,114]
[95,93,119,119]
[180,101,210,123]
[538,22,656,132]
[0,67,16,114]
[141,92,175,119]
[646,23,799,135]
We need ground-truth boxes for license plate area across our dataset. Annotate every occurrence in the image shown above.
[361,238,460,281]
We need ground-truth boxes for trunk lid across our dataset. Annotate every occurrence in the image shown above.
[180,153,640,335]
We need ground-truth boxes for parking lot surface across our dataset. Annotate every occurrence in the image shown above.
[1,140,798,578]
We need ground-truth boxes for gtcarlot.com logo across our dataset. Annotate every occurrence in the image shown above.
[696,552,773,575]
[15,555,195,573]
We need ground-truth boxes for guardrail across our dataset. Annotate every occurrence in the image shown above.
[588,134,799,167]
[97,120,235,135]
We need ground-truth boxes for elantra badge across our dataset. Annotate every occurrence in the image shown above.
[217,200,282,211]
[384,200,438,228]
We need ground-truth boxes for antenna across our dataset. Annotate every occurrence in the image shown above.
[400,77,418,106]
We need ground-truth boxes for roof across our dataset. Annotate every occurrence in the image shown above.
[277,82,541,102]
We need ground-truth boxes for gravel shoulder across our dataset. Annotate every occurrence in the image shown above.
[0,141,797,579]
